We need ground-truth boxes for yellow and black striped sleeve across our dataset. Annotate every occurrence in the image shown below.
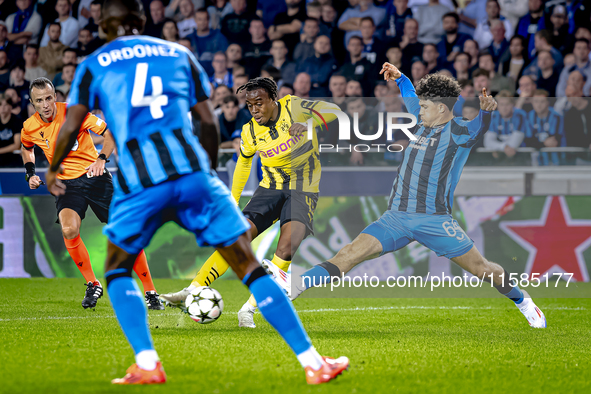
[289,96,341,128]
[239,120,257,159]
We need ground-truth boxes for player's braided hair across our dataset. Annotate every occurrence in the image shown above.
[236,77,278,101]
[415,73,462,111]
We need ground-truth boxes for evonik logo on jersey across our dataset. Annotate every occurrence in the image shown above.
[305,108,418,153]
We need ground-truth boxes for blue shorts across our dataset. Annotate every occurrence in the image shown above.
[362,210,474,259]
[104,171,251,254]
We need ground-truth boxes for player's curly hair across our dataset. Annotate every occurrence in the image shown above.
[415,73,462,111]
[236,77,278,101]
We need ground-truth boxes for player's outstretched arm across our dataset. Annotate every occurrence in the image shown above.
[460,88,497,148]
[230,153,253,204]
[379,62,420,118]
[191,100,220,170]
[46,104,88,195]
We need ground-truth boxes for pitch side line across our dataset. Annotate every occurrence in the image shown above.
[0,305,586,322]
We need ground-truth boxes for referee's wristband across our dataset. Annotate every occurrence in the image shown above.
[98,153,110,162]
[25,162,35,182]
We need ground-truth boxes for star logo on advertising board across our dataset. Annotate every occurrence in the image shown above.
[499,196,591,282]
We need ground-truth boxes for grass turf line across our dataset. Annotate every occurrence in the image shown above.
[0,278,590,394]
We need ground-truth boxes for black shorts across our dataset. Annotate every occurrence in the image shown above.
[242,187,318,237]
[55,170,114,224]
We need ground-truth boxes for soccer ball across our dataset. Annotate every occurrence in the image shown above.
[185,286,224,324]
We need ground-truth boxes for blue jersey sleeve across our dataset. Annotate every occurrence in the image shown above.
[67,61,96,110]
[453,110,492,148]
[186,50,211,107]
[395,73,420,119]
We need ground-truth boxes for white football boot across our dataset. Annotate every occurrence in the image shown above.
[159,287,191,312]
[516,290,547,328]
[261,259,291,298]
[237,309,256,328]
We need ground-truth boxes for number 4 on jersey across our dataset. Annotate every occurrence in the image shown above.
[131,63,168,119]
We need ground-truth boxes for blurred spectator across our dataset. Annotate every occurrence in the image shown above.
[52,48,78,87]
[278,83,294,98]
[144,0,167,38]
[563,53,575,68]
[346,79,363,96]
[176,0,197,38]
[457,0,487,36]
[256,0,287,29]
[347,96,376,165]
[4,88,23,118]
[437,12,470,67]
[40,0,78,48]
[243,18,271,78]
[0,0,17,22]
[556,39,591,97]
[293,72,311,98]
[529,50,559,96]
[40,24,66,74]
[459,79,475,99]
[422,44,441,74]
[220,0,254,47]
[226,43,242,71]
[76,28,97,59]
[479,52,514,95]
[233,73,250,117]
[515,0,544,59]
[294,18,320,63]
[414,0,452,45]
[386,46,403,71]
[525,89,564,149]
[411,59,428,85]
[385,0,413,39]
[0,50,9,89]
[548,5,572,55]
[55,63,76,96]
[23,44,46,81]
[189,9,229,76]
[360,17,386,66]
[398,18,423,74]
[515,74,536,112]
[462,98,480,120]
[485,90,526,157]
[0,93,21,167]
[497,0,528,31]
[211,84,232,115]
[555,0,589,35]
[321,3,345,64]
[5,0,42,50]
[268,0,307,56]
[165,0,204,21]
[339,36,374,96]
[84,1,102,37]
[453,52,471,80]
[498,35,528,82]
[9,62,29,103]
[564,83,591,149]
[438,69,453,78]
[260,64,281,81]
[265,39,297,85]
[208,0,234,30]
[210,52,233,88]
[162,19,180,42]
[0,20,12,54]
[219,94,249,149]
[338,0,386,47]
[473,1,512,49]
[329,74,347,103]
[178,38,193,52]
[472,68,491,96]
[527,30,563,72]
[487,19,509,66]
[463,39,480,75]
[297,35,336,96]
[76,0,94,30]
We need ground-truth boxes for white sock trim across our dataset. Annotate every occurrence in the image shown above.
[296,346,323,371]
[239,301,256,313]
[187,284,198,292]
[136,349,159,371]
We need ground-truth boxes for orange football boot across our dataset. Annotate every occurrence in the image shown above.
[305,356,349,385]
[111,361,167,385]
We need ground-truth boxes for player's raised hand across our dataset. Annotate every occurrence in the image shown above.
[479,87,497,111]
[379,62,402,81]
[28,175,43,189]
[289,122,307,137]
[46,165,66,196]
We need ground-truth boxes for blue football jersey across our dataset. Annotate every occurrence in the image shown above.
[68,36,212,195]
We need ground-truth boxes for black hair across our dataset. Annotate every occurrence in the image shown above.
[472,68,490,79]
[236,77,278,101]
[48,21,61,29]
[26,44,39,52]
[456,51,471,64]
[463,98,480,110]
[575,38,590,47]
[415,73,461,111]
[29,77,55,98]
[63,48,78,56]
[443,12,460,23]
[360,16,374,26]
[223,94,239,106]
[261,64,281,81]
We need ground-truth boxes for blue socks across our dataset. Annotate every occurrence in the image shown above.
[302,265,331,289]
[244,267,311,355]
[106,269,154,355]
[505,286,524,304]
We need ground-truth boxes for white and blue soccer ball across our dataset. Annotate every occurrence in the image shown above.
[185,286,224,324]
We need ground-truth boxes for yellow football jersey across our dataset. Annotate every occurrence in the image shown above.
[236,95,339,197]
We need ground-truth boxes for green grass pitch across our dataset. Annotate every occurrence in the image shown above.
[1,278,590,394]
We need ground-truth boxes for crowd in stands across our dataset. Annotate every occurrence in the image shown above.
[1,0,591,169]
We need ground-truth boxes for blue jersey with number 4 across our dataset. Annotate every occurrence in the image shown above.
[67,36,212,196]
